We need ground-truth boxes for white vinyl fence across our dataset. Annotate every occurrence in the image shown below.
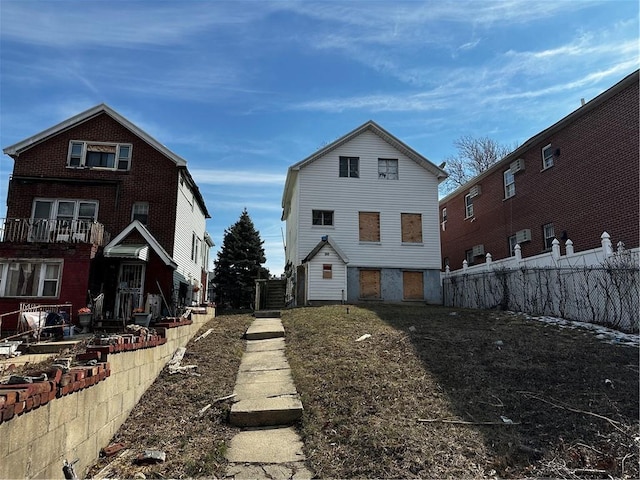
[442,232,639,333]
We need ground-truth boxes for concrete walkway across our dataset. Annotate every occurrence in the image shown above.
[226,312,313,479]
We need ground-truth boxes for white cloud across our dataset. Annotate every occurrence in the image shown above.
[190,169,286,186]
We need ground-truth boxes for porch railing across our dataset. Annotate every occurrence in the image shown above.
[0,218,110,246]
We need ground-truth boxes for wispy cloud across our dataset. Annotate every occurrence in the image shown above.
[190,169,286,186]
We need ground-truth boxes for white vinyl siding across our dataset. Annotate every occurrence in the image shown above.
[173,173,207,296]
[295,130,441,270]
[305,244,347,301]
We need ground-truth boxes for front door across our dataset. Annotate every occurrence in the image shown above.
[115,263,145,320]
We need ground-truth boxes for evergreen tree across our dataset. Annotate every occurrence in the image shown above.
[213,209,269,309]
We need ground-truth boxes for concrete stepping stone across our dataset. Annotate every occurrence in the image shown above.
[226,427,305,463]
[245,319,285,340]
[230,396,303,427]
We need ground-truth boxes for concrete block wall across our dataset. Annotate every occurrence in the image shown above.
[0,308,213,479]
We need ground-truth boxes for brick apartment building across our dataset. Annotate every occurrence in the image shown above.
[0,104,211,333]
[439,70,639,270]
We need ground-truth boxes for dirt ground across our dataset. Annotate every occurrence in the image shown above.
[14,305,637,479]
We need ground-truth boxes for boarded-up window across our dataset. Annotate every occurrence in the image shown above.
[401,213,422,243]
[359,270,381,299]
[403,271,424,300]
[359,212,380,242]
[322,264,332,279]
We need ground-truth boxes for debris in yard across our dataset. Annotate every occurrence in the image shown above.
[604,378,614,388]
[356,334,371,342]
[133,473,146,479]
[101,442,127,457]
[213,393,237,403]
[135,450,166,465]
[495,340,504,350]
[165,347,199,375]
[198,403,212,416]
[194,328,214,342]
[499,415,514,424]
[166,347,200,376]
[417,417,520,425]
[408,326,416,332]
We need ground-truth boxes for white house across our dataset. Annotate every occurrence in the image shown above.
[281,121,447,305]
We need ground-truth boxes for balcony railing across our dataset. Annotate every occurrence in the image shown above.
[0,218,110,246]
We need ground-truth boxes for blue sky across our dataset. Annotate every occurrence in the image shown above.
[1,1,638,275]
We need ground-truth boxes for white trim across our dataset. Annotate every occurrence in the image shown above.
[105,220,177,268]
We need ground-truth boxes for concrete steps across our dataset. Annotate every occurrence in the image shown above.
[231,317,302,427]
[226,313,312,478]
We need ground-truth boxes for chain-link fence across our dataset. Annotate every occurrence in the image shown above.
[443,256,639,333]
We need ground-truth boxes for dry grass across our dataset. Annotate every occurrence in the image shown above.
[86,313,253,479]
[282,305,639,479]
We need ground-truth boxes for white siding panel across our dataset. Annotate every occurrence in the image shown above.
[306,244,347,301]
[295,131,441,270]
[173,175,207,294]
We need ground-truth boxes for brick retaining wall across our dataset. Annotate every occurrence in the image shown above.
[0,308,213,479]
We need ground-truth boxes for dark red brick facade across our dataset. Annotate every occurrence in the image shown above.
[6,112,180,255]
[440,71,639,270]
[0,108,199,331]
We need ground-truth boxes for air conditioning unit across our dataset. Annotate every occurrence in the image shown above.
[515,229,532,243]
[472,244,485,257]
[468,185,482,197]
[510,158,525,174]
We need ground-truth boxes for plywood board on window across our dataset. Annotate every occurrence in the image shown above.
[359,212,380,242]
[401,213,422,243]
[403,271,423,300]
[359,270,381,299]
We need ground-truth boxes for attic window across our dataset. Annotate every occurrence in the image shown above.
[67,141,132,171]
[339,156,359,178]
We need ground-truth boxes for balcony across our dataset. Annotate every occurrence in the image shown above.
[0,218,111,246]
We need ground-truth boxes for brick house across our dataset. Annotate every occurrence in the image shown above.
[439,70,639,270]
[0,104,211,333]
[282,120,447,305]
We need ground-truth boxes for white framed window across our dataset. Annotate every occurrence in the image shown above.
[322,264,332,279]
[339,156,359,178]
[312,210,334,226]
[508,235,518,256]
[67,140,132,171]
[465,249,474,265]
[542,144,554,169]
[31,199,98,241]
[131,202,149,225]
[441,208,447,223]
[378,158,398,179]
[543,223,555,250]
[504,170,515,198]
[191,232,201,263]
[0,260,62,297]
[464,194,474,218]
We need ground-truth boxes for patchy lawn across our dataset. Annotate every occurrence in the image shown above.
[282,305,639,479]
[86,313,253,479]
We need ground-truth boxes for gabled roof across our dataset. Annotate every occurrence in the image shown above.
[439,69,640,204]
[3,103,187,167]
[3,103,211,219]
[302,236,349,264]
[282,120,447,219]
[104,220,177,269]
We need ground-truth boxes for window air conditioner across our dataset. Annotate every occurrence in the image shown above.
[515,229,532,243]
[510,158,525,174]
[468,185,481,197]
[472,244,485,257]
